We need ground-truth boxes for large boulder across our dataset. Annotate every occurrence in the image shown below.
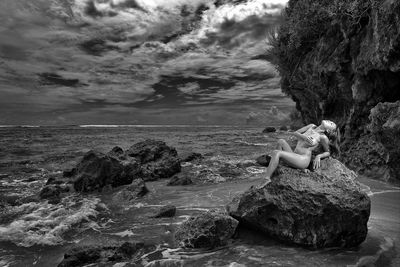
[127,140,181,181]
[72,150,137,192]
[227,158,370,248]
[174,210,239,249]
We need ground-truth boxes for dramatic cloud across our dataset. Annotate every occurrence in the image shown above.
[0,0,292,125]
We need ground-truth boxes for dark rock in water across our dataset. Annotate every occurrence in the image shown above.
[72,150,136,192]
[180,152,203,162]
[262,126,276,133]
[167,173,193,186]
[256,154,271,167]
[107,146,127,161]
[218,163,242,178]
[112,179,149,203]
[39,184,70,204]
[57,241,156,267]
[127,140,181,181]
[279,125,288,131]
[127,139,177,164]
[152,205,176,218]
[174,210,239,249]
[62,169,76,178]
[236,160,258,168]
[227,158,370,248]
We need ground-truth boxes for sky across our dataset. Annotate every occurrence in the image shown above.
[0,0,292,125]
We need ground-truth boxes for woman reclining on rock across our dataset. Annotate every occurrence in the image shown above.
[258,120,340,188]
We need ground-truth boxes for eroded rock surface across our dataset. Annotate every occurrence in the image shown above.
[227,158,370,248]
[112,179,149,203]
[174,210,238,249]
[128,140,181,181]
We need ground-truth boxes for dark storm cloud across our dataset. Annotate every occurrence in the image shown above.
[201,13,281,49]
[0,0,292,125]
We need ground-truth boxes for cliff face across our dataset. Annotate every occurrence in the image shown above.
[271,0,400,182]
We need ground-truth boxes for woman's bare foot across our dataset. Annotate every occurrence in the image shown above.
[256,179,270,189]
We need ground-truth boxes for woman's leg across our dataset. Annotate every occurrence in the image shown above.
[258,150,310,188]
[277,139,293,152]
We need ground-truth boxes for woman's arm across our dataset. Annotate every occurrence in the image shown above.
[295,124,316,134]
[290,124,316,144]
[313,135,330,169]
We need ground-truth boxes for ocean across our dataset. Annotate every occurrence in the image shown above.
[0,126,399,266]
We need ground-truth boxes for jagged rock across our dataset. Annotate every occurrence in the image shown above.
[39,184,71,204]
[152,205,176,218]
[368,101,400,181]
[167,173,193,186]
[343,101,400,182]
[227,158,370,248]
[112,179,149,203]
[180,152,203,163]
[71,150,136,192]
[256,155,271,167]
[127,140,181,181]
[57,241,156,267]
[107,146,127,160]
[174,210,238,249]
[262,126,276,133]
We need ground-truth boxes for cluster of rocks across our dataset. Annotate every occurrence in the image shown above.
[40,139,182,203]
[53,153,371,266]
[175,158,370,250]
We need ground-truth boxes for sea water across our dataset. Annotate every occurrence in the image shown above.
[0,126,399,266]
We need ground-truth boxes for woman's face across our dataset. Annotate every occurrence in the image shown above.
[322,120,336,132]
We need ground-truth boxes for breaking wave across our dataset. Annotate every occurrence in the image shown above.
[0,195,105,247]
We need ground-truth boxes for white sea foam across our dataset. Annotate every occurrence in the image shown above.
[349,237,395,267]
[111,230,136,237]
[0,195,102,247]
[246,166,266,174]
[234,140,270,146]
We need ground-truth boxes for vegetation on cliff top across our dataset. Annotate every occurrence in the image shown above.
[269,0,400,132]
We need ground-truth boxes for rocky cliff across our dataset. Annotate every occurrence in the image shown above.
[271,0,400,182]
